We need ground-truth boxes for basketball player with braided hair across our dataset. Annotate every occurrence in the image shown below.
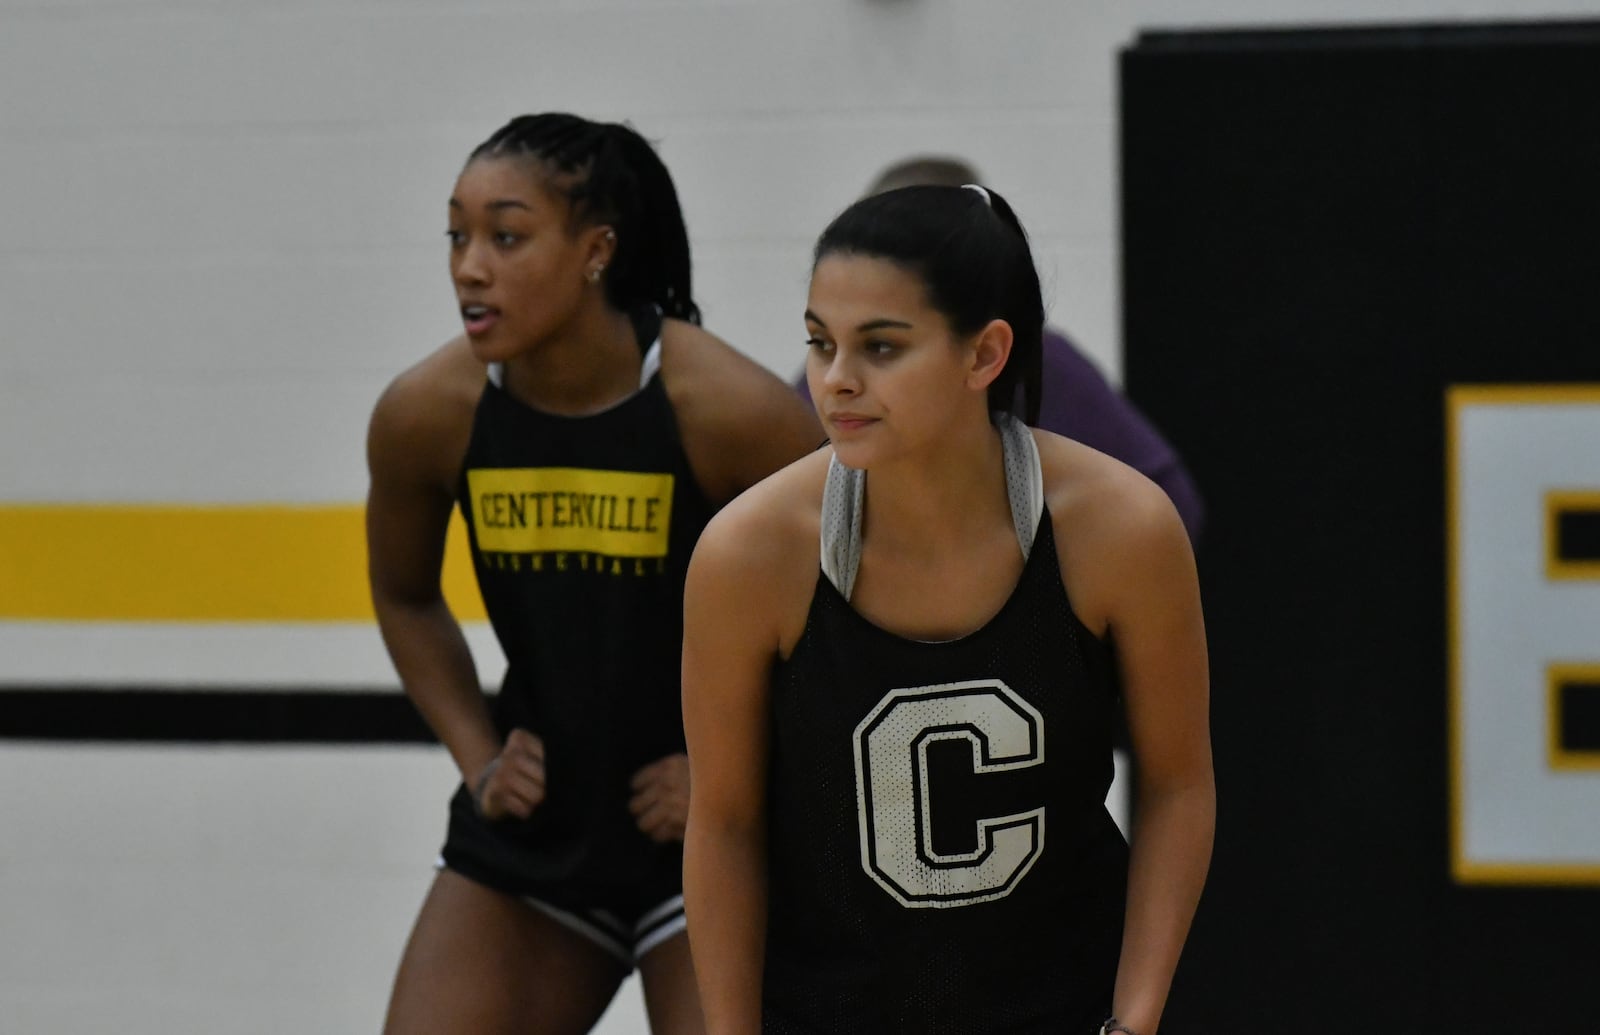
[368,113,820,1034]
[683,184,1213,1033]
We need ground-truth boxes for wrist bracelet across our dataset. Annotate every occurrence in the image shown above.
[1100,1019,1140,1035]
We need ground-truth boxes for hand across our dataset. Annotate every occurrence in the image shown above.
[472,728,546,821]
[629,753,690,843]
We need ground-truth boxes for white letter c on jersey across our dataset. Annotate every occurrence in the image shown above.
[853,679,1045,908]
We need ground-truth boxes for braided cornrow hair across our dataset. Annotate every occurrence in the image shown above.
[469,113,701,325]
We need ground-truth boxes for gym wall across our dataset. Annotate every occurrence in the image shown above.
[5,1,1599,1032]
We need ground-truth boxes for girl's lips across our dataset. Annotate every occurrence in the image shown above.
[829,415,877,432]
[462,308,500,337]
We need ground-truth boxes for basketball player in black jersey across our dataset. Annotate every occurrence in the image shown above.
[682,185,1213,1034]
[367,113,821,1035]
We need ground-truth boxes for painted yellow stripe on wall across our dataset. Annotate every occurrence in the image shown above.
[0,505,486,622]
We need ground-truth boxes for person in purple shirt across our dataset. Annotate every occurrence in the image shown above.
[796,156,1204,543]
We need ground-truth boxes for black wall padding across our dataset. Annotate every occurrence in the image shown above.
[1121,20,1600,1033]
[0,688,434,743]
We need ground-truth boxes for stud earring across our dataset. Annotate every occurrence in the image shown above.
[588,267,604,283]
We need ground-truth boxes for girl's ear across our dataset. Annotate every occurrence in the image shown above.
[965,318,1014,393]
[581,224,618,279]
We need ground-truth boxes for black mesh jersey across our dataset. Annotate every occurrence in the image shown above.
[764,514,1128,1034]
[440,314,716,903]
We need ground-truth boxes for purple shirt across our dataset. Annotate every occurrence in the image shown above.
[794,327,1204,542]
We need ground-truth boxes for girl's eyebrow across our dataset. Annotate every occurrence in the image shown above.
[447,198,533,211]
[803,311,913,333]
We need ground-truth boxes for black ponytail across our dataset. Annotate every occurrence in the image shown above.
[813,185,1044,425]
[469,113,701,325]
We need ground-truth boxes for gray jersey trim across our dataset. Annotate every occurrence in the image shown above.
[819,451,869,601]
[820,414,1044,601]
[999,412,1045,559]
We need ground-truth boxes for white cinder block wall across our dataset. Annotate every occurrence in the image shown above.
[4,1,1599,1032]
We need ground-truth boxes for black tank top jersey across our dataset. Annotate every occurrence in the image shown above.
[443,310,716,900]
[764,512,1128,1034]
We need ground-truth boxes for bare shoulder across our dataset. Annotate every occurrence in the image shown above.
[373,335,483,429]
[658,318,824,504]
[1032,429,1194,630]
[367,335,484,486]
[1035,430,1182,539]
[658,318,813,424]
[659,318,771,385]
[693,446,826,573]
[687,447,830,651]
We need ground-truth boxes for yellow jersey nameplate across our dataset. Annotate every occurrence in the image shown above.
[466,467,674,559]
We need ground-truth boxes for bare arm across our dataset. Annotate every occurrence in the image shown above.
[1102,490,1215,1034]
[365,362,503,791]
[681,502,791,1033]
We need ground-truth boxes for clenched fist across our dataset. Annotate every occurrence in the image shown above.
[629,753,690,843]
[472,728,547,821]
